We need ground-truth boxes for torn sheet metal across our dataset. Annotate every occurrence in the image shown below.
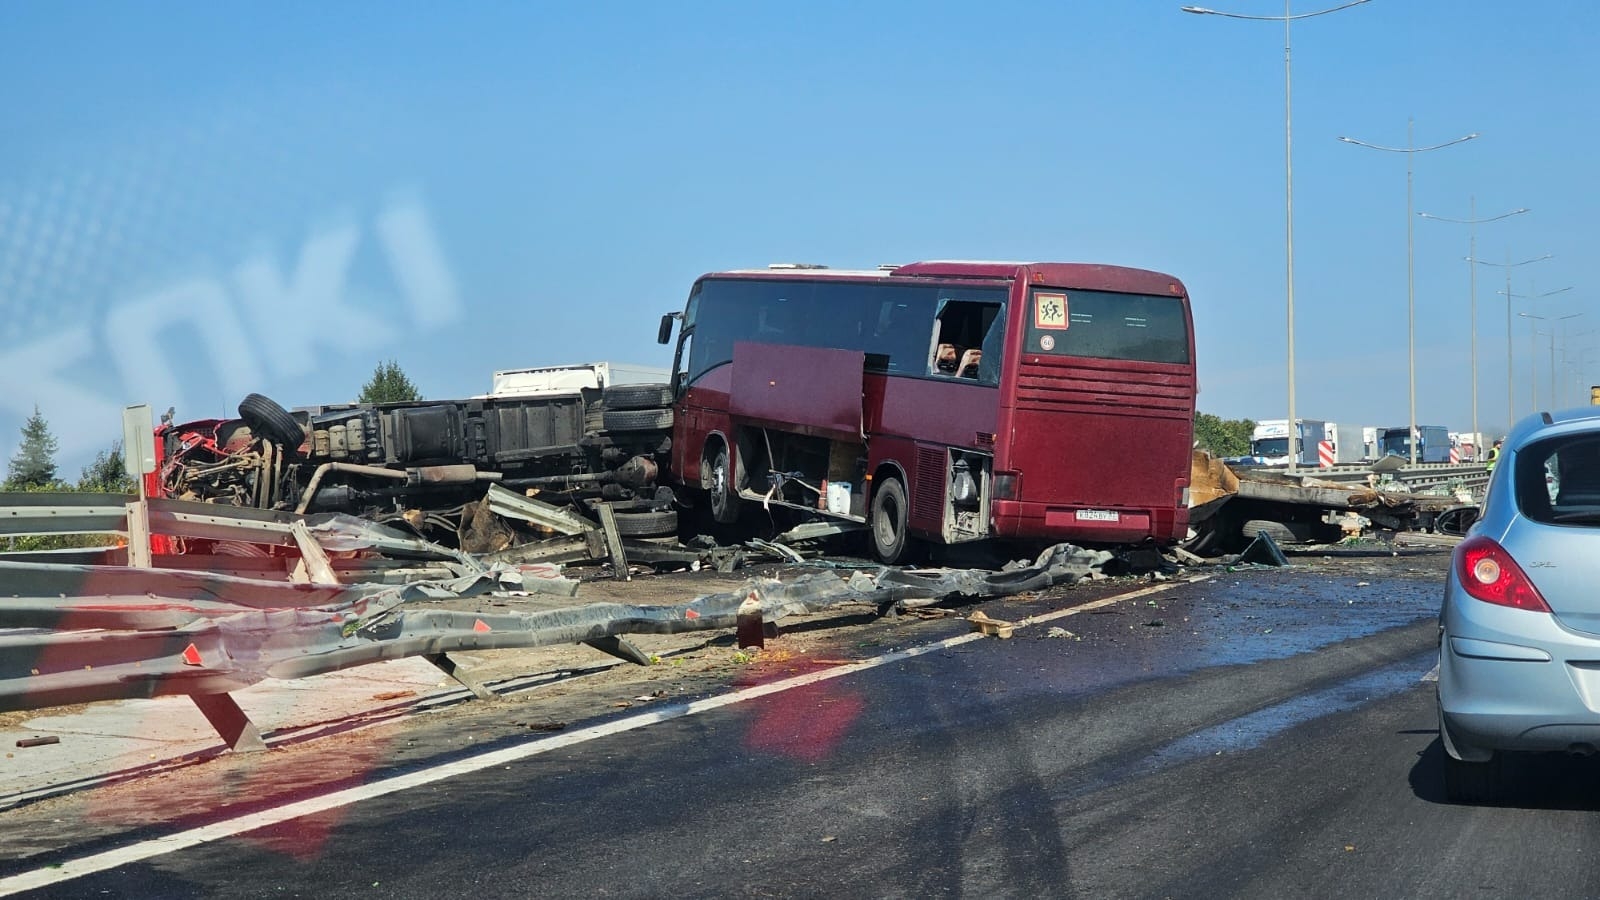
[483,484,597,536]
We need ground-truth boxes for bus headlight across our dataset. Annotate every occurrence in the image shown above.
[993,471,1020,500]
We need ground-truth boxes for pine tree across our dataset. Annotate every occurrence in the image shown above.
[358,360,423,404]
[7,405,60,488]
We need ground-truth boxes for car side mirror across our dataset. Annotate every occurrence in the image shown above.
[657,314,676,345]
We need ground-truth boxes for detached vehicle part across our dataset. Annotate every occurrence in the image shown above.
[153,366,675,547]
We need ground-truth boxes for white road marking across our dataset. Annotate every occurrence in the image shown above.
[0,576,1204,896]
[1420,663,1440,682]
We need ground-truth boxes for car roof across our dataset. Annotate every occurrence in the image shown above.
[1507,407,1600,449]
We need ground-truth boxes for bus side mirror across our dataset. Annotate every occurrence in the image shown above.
[657,314,676,345]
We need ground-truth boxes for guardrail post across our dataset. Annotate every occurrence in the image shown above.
[125,500,152,569]
[423,652,498,701]
[583,635,653,666]
[190,692,268,753]
[595,503,630,581]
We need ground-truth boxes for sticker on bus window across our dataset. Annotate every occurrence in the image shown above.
[1035,293,1068,330]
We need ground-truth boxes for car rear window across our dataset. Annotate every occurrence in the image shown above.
[1515,433,1600,526]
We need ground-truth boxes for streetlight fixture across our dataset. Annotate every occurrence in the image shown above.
[1339,122,1480,464]
[1507,287,1574,411]
[1182,0,1373,471]
[1417,202,1529,453]
[1472,253,1552,430]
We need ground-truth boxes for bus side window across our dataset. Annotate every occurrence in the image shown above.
[933,300,1002,382]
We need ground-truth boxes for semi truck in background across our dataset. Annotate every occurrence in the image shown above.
[1248,419,1327,467]
[1378,425,1451,463]
[1322,423,1369,465]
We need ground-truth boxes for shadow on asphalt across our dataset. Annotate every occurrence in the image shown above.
[1409,736,1600,810]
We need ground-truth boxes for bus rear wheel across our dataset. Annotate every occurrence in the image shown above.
[871,476,915,564]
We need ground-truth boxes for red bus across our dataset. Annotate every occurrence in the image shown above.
[657,260,1197,562]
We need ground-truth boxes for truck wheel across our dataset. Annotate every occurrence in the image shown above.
[871,476,915,564]
[238,393,304,451]
[602,383,674,410]
[1241,519,1311,545]
[603,408,674,432]
[707,444,740,524]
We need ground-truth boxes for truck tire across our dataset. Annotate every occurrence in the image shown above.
[238,393,304,450]
[1241,519,1311,545]
[603,408,674,432]
[602,383,673,410]
[601,499,675,534]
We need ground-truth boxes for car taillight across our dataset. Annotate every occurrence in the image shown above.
[993,471,1020,500]
[1455,535,1551,613]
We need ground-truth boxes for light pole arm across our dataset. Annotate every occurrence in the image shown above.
[1181,0,1371,21]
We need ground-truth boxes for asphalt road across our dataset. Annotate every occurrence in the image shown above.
[8,548,1600,898]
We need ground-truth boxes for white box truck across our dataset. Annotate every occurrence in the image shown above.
[1249,419,1328,467]
[1322,423,1369,465]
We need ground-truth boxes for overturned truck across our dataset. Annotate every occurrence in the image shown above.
[154,363,678,545]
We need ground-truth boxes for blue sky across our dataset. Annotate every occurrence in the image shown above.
[1,1,1595,470]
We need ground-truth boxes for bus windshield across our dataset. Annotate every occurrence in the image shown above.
[1024,287,1189,364]
[685,277,1009,385]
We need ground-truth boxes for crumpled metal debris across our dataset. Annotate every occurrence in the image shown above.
[0,541,1113,714]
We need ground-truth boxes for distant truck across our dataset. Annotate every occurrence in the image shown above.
[1378,425,1451,463]
[1248,419,1328,467]
[1449,431,1487,463]
[1322,422,1369,465]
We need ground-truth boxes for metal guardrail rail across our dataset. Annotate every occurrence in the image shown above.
[0,492,1115,755]
[1256,463,1490,495]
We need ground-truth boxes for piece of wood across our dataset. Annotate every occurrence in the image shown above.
[967,611,1015,639]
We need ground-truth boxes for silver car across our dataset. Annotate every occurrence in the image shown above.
[1439,408,1600,803]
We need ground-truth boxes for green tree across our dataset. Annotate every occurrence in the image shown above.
[1193,413,1256,458]
[7,405,60,488]
[358,359,423,404]
[78,441,136,493]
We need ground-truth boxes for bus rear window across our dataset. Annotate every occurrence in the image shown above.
[1025,288,1189,364]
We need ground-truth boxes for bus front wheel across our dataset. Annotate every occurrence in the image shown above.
[707,444,740,524]
[871,476,914,564]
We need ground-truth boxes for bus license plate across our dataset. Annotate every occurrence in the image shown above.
[1075,509,1120,522]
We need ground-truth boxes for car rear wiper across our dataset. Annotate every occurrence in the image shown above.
[1547,510,1600,524]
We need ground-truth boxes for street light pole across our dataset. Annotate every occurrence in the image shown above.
[1470,253,1550,433]
[1521,313,1547,409]
[1507,286,1573,412]
[1552,315,1584,406]
[1417,203,1529,453]
[1182,0,1371,472]
[1340,123,1479,464]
